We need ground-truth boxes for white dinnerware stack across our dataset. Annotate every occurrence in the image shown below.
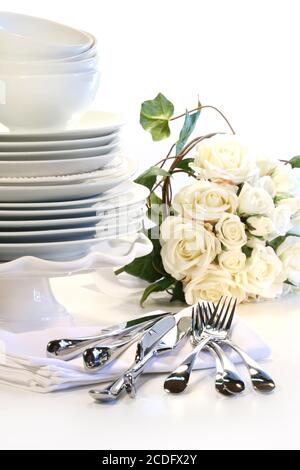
[0,13,147,263]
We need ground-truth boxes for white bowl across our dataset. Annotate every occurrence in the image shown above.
[0,55,99,74]
[0,71,100,130]
[0,12,94,60]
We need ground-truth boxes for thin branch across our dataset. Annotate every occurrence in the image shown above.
[170,105,235,134]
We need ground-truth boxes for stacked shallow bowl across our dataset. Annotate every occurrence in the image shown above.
[0,13,147,262]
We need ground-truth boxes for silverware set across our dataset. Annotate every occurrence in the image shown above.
[46,297,275,402]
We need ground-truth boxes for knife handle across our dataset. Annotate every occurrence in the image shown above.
[123,352,155,398]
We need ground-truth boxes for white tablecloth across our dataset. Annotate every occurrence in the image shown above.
[0,269,299,450]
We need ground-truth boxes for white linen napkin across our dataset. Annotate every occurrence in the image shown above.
[0,308,271,393]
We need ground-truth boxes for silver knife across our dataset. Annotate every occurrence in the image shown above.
[89,315,176,402]
[46,312,171,360]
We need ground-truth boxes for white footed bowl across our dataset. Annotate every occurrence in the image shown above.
[0,71,100,131]
[0,12,94,60]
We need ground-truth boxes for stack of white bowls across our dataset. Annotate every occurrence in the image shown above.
[0,13,147,262]
[0,12,99,130]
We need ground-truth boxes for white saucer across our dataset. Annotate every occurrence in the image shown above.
[0,184,149,216]
[0,131,119,151]
[0,111,124,141]
[0,140,120,161]
[0,159,137,202]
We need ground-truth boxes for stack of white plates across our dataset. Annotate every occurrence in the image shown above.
[0,111,148,261]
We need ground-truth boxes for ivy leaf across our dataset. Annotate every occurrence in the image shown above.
[117,252,162,283]
[140,277,175,307]
[135,166,170,191]
[116,230,168,283]
[176,158,195,173]
[170,281,186,303]
[176,101,201,155]
[268,236,286,252]
[140,93,174,141]
[290,156,300,168]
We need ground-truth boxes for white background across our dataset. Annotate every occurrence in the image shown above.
[1,0,300,170]
[1,0,300,451]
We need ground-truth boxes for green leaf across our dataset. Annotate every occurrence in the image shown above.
[290,156,300,168]
[170,281,186,303]
[140,93,174,141]
[140,277,175,307]
[242,245,253,258]
[176,158,195,173]
[116,230,168,283]
[148,192,164,225]
[135,166,170,191]
[268,236,286,251]
[274,194,291,204]
[176,101,201,154]
[116,253,161,283]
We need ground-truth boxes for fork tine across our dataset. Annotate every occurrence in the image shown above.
[197,302,206,327]
[218,297,232,329]
[191,306,196,332]
[202,303,209,323]
[208,297,223,326]
[225,298,237,331]
[207,302,216,316]
[212,297,228,328]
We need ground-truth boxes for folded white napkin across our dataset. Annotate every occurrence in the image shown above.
[0,308,271,393]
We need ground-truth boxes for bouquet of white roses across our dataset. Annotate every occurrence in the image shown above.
[117,93,300,305]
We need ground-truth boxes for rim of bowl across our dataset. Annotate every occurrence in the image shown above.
[0,54,99,68]
[0,12,94,49]
[0,69,100,78]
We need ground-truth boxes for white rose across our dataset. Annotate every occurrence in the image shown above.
[160,216,221,280]
[246,237,266,249]
[238,182,274,216]
[190,134,257,184]
[277,236,300,285]
[272,204,292,237]
[271,163,300,196]
[184,266,246,304]
[258,176,276,198]
[256,154,279,176]
[215,213,247,249]
[236,246,283,298]
[277,196,300,216]
[247,216,275,237]
[218,250,246,273]
[173,180,238,222]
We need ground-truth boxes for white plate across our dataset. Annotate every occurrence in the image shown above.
[0,155,127,185]
[0,216,144,241]
[0,159,137,202]
[0,131,119,151]
[0,184,149,216]
[0,140,120,161]
[0,224,143,262]
[0,111,124,141]
[0,152,117,177]
[0,205,146,228]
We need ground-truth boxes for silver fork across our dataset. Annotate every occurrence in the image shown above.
[193,303,245,395]
[205,302,276,393]
[164,297,237,394]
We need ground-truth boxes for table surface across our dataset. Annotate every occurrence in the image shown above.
[0,269,299,450]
